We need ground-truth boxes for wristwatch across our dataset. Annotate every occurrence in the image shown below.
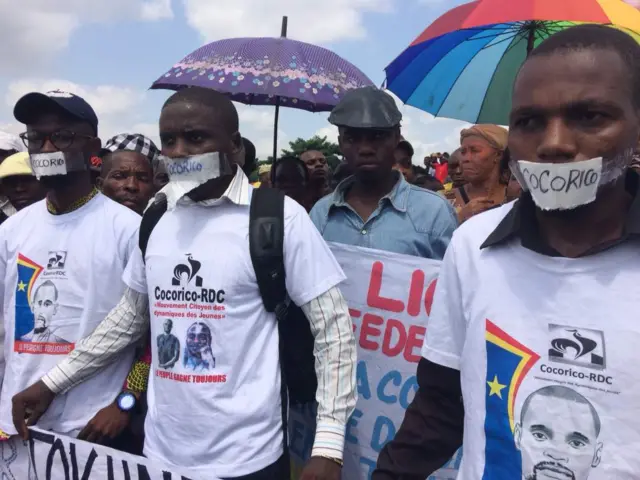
[116,391,137,413]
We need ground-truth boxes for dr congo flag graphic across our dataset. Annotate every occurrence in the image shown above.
[483,320,540,479]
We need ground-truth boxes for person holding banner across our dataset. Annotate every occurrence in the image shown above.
[374,24,640,479]
[310,86,457,259]
[13,87,357,480]
[0,90,141,470]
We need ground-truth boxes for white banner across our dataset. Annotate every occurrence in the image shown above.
[289,243,461,479]
[0,428,195,480]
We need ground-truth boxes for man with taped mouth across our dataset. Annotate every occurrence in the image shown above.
[375,24,640,479]
[13,87,357,480]
[0,90,141,460]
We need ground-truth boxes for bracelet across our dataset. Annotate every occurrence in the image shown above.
[315,455,343,467]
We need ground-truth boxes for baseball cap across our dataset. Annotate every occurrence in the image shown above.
[329,86,402,129]
[0,152,34,180]
[13,90,98,135]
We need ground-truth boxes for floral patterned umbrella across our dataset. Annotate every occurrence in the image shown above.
[150,36,374,113]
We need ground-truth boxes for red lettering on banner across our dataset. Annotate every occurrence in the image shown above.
[360,313,383,350]
[349,309,361,334]
[366,262,404,313]
[349,259,437,362]
[382,319,406,357]
[406,270,425,317]
[405,325,426,363]
[424,279,438,316]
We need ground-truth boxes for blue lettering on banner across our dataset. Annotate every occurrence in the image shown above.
[377,371,402,404]
[399,376,418,409]
[346,409,363,445]
[370,416,396,453]
[356,361,372,400]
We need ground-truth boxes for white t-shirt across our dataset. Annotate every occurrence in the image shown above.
[123,192,345,478]
[0,194,140,435]
[423,202,640,480]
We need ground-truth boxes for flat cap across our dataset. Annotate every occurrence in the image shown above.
[329,86,402,129]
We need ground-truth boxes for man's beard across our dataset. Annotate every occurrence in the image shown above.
[39,172,82,190]
[525,461,576,480]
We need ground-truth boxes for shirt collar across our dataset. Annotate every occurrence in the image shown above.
[329,170,410,213]
[161,167,250,210]
[481,170,640,255]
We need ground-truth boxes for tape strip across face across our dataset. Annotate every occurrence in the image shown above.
[161,152,233,202]
[30,152,88,180]
[510,150,632,211]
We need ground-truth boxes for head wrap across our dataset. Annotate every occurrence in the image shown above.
[258,164,272,175]
[0,131,25,153]
[460,124,508,151]
[102,133,160,166]
[0,152,33,179]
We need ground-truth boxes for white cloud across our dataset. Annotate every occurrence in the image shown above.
[140,0,174,21]
[0,0,174,73]
[1,79,295,158]
[182,0,392,44]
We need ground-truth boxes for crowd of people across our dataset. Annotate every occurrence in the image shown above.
[0,22,636,480]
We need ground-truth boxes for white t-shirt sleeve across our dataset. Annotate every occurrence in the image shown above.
[0,226,7,388]
[421,240,466,371]
[283,199,346,306]
[122,245,148,295]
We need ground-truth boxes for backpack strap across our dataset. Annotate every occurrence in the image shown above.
[139,193,168,263]
[249,187,290,472]
[249,188,287,316]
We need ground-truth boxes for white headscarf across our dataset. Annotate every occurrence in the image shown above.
[0,131,24,153]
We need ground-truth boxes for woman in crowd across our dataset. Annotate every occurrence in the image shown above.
[450,124,509,223]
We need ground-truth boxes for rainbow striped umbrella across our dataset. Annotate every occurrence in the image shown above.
[385,0,640,125]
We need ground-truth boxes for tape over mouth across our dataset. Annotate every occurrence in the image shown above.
[29,152,88,180]
[509,150,632,211]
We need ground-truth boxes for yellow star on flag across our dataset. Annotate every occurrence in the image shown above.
[17,281,26,292]
[487,375,507,399]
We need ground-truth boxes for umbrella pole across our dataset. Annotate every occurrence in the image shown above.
[273,16,289,163]
[526,23,536,56]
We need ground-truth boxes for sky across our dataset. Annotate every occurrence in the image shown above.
[0,0,472,164]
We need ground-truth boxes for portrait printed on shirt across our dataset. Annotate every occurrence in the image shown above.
[157,318,180,369]
[183,322,215,371]
[483,321,611,480]
[14,253,73,354]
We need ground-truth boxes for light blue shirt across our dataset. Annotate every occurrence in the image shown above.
[310,173,458,259]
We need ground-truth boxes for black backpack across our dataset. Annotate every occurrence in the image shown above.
[138,188,318,406]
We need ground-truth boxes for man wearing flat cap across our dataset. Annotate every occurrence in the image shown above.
[310,86,457,259]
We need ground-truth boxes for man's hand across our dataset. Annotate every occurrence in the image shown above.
[11,380,56,440]
[77,402,130,444]
[300,456,342,480]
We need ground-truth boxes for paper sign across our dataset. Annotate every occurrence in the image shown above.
[289,243,461,479]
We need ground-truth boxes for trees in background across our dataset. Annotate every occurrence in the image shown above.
[255,135,342,171]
